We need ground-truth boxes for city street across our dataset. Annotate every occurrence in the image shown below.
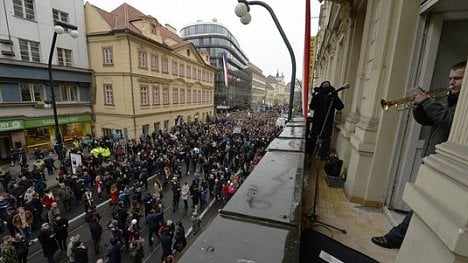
[0,158,221,263]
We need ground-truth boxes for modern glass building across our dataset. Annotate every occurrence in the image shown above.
[180,20,251,110]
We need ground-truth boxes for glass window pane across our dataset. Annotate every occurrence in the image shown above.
[20,84,31,101]
[33,84,43,101]
[19,39,29,61]
[13,0,23,17]
[25,0,35,20]
[69,86,77,101]
[30,41,40,62]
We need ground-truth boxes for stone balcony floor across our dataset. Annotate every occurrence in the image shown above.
[303,159,400,263]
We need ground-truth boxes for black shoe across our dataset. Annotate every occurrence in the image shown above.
[371,235,402,249]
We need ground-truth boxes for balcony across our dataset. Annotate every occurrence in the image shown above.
[304,161,399,262]
[178,117,401,262]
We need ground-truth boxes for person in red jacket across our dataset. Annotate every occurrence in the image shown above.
[221,182,229,204]
[42,190,56,210]
[110,184,119,208]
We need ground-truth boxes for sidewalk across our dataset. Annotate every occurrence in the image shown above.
[0,154,60,191]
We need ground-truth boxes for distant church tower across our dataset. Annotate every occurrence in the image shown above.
[275,70,285,84]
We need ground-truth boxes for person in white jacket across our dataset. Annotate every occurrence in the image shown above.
[181,182,190,210]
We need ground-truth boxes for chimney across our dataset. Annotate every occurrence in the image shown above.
[165,23,177,34]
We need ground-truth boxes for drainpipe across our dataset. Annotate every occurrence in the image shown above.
[1,0,14,54]
[124,5,137,139]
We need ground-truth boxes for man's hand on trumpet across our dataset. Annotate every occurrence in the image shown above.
[411,87,429,105]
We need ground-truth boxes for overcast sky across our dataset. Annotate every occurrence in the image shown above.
[85,0,321,82]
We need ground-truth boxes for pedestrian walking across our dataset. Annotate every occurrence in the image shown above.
[129,231,145,263]
[173,221,187,252]
[106,237,122,263]
[57,183,73,212]
[11,207,33,243]
[67,234,81,263]
[12,232,29,263]
[171,179,181,212]
[38,223,59,263]
[159,227,174,263]
[52,214,69,251]
[89,217,103,254]
[83,188,94,213]
[154,178,163,199]
[47,202,61,224]
[1,235,18,263]
[110,184,119,208]
[181,182,190,210]
[44,154,56,176]
[95,176,103,200]
[145,209,160,247]
[73,240,89,263]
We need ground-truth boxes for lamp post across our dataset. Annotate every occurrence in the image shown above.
[47,20,79,175]
[235,0,296,121]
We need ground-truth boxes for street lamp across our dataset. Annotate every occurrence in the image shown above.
[47,20,78,175]
[235,0,296,121]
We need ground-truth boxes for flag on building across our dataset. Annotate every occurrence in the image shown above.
[222,52,229,87]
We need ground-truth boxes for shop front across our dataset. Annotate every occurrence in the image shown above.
[23,114,93,153]
[0,119,25,161]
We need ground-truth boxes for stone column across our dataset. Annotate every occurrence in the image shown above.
[398,64,468,262]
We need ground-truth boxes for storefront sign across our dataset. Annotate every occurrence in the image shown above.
[0,120,24,131]
[24,115,92,128]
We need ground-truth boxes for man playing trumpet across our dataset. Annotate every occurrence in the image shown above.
[372,60,466,249]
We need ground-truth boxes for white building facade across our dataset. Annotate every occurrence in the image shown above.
[0,0,93,159]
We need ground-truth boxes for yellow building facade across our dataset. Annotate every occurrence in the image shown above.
[84,3,215,139]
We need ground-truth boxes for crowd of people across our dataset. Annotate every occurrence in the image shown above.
[0,111,282,263]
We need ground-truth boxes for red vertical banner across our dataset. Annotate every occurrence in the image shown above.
[303,0,311,119]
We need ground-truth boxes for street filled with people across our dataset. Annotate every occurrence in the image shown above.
[0,111,282,263]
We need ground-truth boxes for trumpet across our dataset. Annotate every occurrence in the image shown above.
[381,86,452,111]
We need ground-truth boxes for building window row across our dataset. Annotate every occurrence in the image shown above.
[100,45,214,84]
[17,83,80,102]
[128,83,212,107]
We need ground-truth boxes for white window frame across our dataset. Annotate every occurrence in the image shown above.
[180,87,185,104]
[162,85,169,105]
[152,84,160,105]
[19,83,44,102]
[13,0,35,20]
[140,85,149,106]
[52,9,69,23]
[151,54,159,71]
[172,60,178,76]
[162,56,169,73]
[103,47,113,65]
[179,63,185,77]
[19,39,40,62]
[60,85,79,102]
[173,86,178,104]
[186,65,192,79]
[104,84,114,105]
[138,49,147,68]
[57,48,72,66]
